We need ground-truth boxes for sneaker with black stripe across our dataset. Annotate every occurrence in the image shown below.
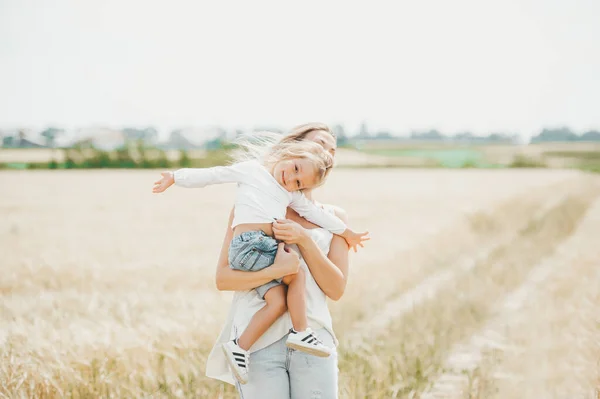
[221,340,249,384]
[285,328,331,357]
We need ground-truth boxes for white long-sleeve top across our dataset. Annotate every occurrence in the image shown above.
[173,160,347,234]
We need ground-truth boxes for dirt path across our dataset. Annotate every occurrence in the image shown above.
[422,196,600,398]
[344,191,570,349]
[337,175,600,397]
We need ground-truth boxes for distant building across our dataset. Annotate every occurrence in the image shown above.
[75,128,127,151]
[1,130,47,148]
[158,129,203,150]
[122,127,159,146]
[157,126,227,150]
[52,130,78,148]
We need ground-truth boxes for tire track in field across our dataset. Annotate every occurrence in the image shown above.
[483,198,600,399]
[343,183,573,349]
[421,198,600,398]
[335,178,577,335]
[338,178,600,399]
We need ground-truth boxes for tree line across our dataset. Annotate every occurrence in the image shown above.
[24,141,231,170]
[530,128,600,143]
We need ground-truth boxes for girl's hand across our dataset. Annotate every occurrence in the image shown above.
[341,229,370,253]
[153,172,175,193]
[270,243,300,278]
[272,219,310,245]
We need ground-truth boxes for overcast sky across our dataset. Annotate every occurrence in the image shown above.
[1,0,599,137]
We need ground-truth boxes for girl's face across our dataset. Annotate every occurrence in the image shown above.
[272,158,318,192]
[305,130,336,157]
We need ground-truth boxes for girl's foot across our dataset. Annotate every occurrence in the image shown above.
[285,328,331,357]
[221,340,249,384]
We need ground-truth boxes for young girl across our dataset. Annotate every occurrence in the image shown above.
[152,138,368,384]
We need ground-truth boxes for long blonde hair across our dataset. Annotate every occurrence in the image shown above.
[231,123,336,163]
[231,124,335,188]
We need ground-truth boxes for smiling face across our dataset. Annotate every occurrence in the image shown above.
[272,158,319,192]
[266,126,336,192]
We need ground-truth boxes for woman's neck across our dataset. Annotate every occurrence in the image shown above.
[303,190,314,201]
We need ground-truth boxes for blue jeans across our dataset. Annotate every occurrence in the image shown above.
[236,328,338,399]
[229,231,281,299]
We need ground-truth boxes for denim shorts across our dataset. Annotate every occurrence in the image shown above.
[229,230,281,299]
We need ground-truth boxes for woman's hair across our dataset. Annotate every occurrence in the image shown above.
[279,123,336,144]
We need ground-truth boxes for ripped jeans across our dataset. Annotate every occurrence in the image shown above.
[236,328,338,399]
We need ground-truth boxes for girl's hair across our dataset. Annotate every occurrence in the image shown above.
[230,122,336,164]
[231,125,334,188]
[229,131,282,164]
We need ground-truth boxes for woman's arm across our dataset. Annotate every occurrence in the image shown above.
[272,208,350,301]
[215,209,301,291]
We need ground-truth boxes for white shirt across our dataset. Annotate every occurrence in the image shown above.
[205,204,339,385]
[173,160,346,234]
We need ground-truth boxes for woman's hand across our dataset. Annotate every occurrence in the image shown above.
[270,242,301,278]
[272,219,310,245]
[153,172,175,193]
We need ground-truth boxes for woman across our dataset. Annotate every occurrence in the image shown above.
[206,123,351,399]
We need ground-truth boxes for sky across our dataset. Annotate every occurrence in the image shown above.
[1,0,599,138]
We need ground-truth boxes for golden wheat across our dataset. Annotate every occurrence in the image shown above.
[1,169,598,398]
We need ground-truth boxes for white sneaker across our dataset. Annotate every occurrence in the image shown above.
[221,340,249,384]
[285,328,331,357]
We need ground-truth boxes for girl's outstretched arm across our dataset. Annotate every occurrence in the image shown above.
[289,191,347,234]
[215,208,301,291]
[289,192,369,252]
[152,172,175,193]
[152,160,256,193]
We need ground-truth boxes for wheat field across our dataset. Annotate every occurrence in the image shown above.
[1,169,599,398]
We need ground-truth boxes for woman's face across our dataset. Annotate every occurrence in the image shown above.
[305,130,336,157]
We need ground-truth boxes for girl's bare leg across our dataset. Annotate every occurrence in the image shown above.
[282,268,307,331]
[237,284,287,350]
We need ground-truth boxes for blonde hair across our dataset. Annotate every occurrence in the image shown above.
[230,131,282,164]
[231,122,336,164]
[231,130,334,188]
[266,140,333,188]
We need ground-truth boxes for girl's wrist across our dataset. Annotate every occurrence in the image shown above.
[296,230,311,247]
